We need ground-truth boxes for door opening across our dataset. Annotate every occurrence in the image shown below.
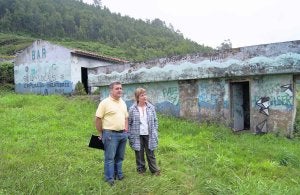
[81,67,88,94]
[231,81,250,131]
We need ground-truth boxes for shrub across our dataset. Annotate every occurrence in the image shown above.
[92,87,100,95]
[294,99,300,137]
[74,81,87,95]
[0,83,14,91]
[0,62,14,84]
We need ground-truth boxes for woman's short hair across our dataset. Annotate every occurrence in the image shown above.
[134,88,146,102]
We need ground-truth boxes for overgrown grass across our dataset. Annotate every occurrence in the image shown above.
[0,33,35,57]
[0,33,126,60]
[1,93,300,194]
[53,40,128,61]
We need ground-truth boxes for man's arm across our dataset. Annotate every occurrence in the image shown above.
[95,116,103,135]
[125,117,128,132]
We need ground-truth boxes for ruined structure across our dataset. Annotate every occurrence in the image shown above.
[14,40,127,95]
[15,40,300,136]
[89,40,300,136]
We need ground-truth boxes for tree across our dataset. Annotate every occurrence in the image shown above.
[0,0,213,61]
[217,39,232,50]
[93,0,101,7]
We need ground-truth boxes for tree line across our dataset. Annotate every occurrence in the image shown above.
[0,0,212,61]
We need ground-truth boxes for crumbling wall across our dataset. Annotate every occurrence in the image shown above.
[93,40,300,136]
[198,78,230,124]
[251,74,294,136]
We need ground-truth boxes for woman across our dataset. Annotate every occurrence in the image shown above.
[128,88,160,175]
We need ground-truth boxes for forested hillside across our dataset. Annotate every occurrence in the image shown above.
[0,0,213,61]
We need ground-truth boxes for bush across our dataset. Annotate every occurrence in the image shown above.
[74,81,87,95]
[0,83,14,91]
[0,62,14,84]
[294,95,300,137]
[92,87,100,95]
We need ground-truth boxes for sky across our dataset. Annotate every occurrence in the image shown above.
[83,0,300,48]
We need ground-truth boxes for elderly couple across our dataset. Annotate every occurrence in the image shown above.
[94,81,160,186]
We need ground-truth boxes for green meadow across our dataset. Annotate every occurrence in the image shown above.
[1,91,300,194]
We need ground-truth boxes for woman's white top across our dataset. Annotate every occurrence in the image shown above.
[138,106,149,135]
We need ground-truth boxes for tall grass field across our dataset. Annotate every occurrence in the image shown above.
[1,91,300,194]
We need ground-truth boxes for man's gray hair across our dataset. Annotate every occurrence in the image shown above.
[109,81,122,90]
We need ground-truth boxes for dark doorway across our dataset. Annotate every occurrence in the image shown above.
[81,67,88,94]
[231,81,250,131]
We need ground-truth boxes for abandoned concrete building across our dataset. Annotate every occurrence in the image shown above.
[15,40,300,136]
[14,40,128,95]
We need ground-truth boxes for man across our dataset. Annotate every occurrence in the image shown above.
[95,81,128,186]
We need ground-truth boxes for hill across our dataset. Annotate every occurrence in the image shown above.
[0,0,213,62]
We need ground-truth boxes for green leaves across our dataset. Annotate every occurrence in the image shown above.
[0,0,213,61]
[0,61,14,84]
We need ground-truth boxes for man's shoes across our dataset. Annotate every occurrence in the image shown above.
[138,171,145,175]
[117,175,124,180]
[152,171,160,176]
[114,174,124,180]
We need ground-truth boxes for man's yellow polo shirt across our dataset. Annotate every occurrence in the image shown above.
[95,96,128,131]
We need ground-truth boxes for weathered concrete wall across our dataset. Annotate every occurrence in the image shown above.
[251,74,294,135]
[89,41,300,87]
[99,81,180,117]
[179,80,199,121]
[14,40,123,95]
[91,40,300,136]
[98,75,297,136]
[198,78,230,123]
[14,40,73,94]
[71,55,114,87]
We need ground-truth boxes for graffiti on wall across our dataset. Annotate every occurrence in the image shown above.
[15,81,73,95]
[162,86,179,105]
[209,52,227,62]
[122,84,179,106]
[255,97,270,134]
[15,61,72,94]
[281,84,293,97]
[23,64,65,83]
[198,80,229,110]
[256,119,268,133]
[253,77,293,110]
[32,47,46,60]
[254,78,294,134]
[99,81,180,116]
[256,97,270,116]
